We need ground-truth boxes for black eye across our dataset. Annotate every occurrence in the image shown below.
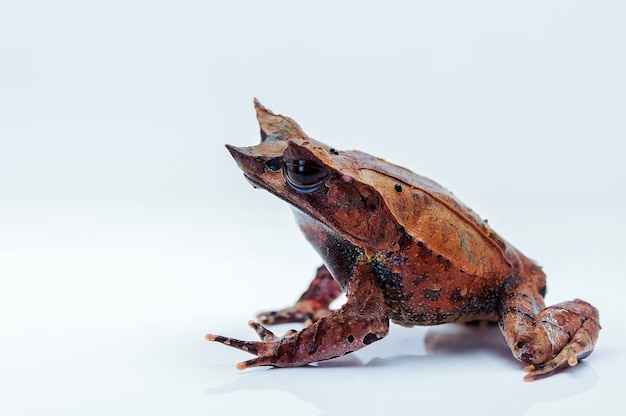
[283,158,329,193]
[266,157,282,172]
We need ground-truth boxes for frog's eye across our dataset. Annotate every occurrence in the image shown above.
[282,158,329,193]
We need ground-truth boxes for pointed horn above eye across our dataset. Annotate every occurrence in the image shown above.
[253,98,307,142]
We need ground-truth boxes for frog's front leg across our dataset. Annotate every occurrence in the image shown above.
[256,265,343,326]
[498,280,601,381]
[206,265,389,369]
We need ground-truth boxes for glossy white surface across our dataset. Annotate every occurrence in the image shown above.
[1,1,624,415]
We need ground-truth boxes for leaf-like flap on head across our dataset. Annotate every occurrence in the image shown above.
[254,98,307,142]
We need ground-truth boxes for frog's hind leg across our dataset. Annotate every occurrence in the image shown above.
[498,282,601,381]
[256,265,343,326]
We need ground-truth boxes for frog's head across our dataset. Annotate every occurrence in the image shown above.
[226,100,400,249]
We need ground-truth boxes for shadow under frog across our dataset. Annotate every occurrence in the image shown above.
[206,325,599,415]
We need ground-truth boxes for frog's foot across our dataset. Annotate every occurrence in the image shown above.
[206,321,298,368]
[206,267,388,369]
[256,265,343,326]
[500,295,601,381]
[520,300,601,381]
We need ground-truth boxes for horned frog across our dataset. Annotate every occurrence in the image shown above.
[206,100,600,381]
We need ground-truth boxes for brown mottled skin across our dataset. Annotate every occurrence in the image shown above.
[206,100,600,381]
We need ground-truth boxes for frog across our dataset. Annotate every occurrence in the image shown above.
[206,100,600,381]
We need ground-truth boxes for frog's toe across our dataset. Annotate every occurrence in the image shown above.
[248,320,278,341]
[523,352,587,381]
[523,358,568,381]
[257,300,332,326]
[256,306,309,325]
[205,333,259,355]
[236,356,275,370]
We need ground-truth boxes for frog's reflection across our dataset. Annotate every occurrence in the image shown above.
[206,324,598,415]
[424,323,513,359]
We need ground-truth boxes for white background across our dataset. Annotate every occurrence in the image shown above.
[1,1,625,415]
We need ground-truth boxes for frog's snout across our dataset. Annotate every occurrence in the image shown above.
[225,143,270,191]
[225,144,248,172]
[225,143,243,159]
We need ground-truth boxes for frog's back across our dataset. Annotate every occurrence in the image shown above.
[350,151,508,265]
[335,150,525,323]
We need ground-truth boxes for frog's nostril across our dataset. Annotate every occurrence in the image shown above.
[266,158,282,172]
[521,352,533,362]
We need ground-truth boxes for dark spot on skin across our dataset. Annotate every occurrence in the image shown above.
[363,333,379,345]
[347,335,355,343]
[504,307,534,321]
[539,285,547,297]
[449,289,464,303]
[412,273,428,286]
[484,219,489,224]
[437,254,442,259]
[329,148,339,155]
[394,184,402,192]
[396,225,412,245]
[391,255,405,266]
[416,241,424,247]
[460,269,465,273]
[423,288,441,301]
[503,275,517,292]
[406,308,450,324]
[306,329,321,355]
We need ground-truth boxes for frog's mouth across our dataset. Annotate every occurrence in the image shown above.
[241,172,322,219]
[241,172,268,191]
